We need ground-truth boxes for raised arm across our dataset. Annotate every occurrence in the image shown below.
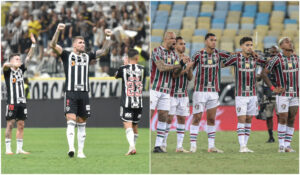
[96,29,113,58]
[2,62,20,72]
[24,33,36,67]
[50,23,65,55]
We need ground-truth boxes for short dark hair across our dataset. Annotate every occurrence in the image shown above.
[128,49,139,59]
[205,33,216,40]
[9,53,20,61]
[240,37,253,46]
[72,36,85,43]
[176,36,183,42]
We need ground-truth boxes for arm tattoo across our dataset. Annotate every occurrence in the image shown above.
[155,60,181,72]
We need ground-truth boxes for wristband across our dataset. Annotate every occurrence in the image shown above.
[31,44,36,48]
[270,86,275,91]
[180,59,185,67]
[106,36,111,40]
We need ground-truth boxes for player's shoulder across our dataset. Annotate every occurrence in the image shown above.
[136,64,145,69]
[153,46,162,53]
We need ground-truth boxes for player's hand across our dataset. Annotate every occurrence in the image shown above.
[30,33,36,44]
[186,61,194,70]
[105,29,112,36]
[57,23,65,31]
[273,87,285,94]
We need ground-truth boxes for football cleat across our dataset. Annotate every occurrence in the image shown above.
[285,146,296,153]
[125,146,136,156]
[239,146,248,153]
[176,147,189,153]
[190,146,197,153]
[153,146,165,153]
[5,151,14,155]
[278,146,285,153]
[266,137,275,143]
[160,146,167,153]
[208,147,224,153]
[77,152,86,158]
[16,150,30,154]
[245,147,254,153]
[68,150,75,158]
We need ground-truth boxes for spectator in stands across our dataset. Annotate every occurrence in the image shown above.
[63,9,75,47]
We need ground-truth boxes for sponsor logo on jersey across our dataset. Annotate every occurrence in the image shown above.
[125,113,132,118]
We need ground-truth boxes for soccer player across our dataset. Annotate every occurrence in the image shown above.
[223,37,269,152]
[189,33,230,153]
[50,23,112,158]
[3,33,36,155]
[151,32,186,153]
[261,37,298,152]
[257,45,280,143]
[162,36,193,153]
[115,49,145,155]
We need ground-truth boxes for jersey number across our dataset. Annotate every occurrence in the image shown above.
[126,81,143,97]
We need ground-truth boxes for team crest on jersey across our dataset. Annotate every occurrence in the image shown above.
[237,107,241,112]
[8,111,13,117]
[288,62,292,68]
[245,63,250,68]
[86,105,90,111]
[12,78,16,83]
[66,106,70,112]
[71,61,75,66]
[281,104,286,109]
[138,114,141,119]
[24,108,27,114]
[195,104,199,109]
[208,59,212,65]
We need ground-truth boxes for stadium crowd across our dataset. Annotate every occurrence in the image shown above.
[1,1,150,77]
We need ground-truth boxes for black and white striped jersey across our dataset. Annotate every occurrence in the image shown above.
[115,64,145,109]
[4,64,27,104]
[61,50,96,92]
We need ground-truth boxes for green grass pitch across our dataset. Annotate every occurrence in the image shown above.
[151,131,299,174]
[2,128,149,174]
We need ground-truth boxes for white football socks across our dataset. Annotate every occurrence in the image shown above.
[77,122,86,153]
[66,120,76,152]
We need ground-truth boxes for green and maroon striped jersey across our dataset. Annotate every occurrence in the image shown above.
[192,49,230,92]
[266,52,299,97]
[151,46,179,94]
[224,53,266,96]
[170,72,189,98]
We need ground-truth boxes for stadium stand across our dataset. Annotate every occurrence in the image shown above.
[1,1,150,77]
[151,1,299,57]
[151,1,299,81]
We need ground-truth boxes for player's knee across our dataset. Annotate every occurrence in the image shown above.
[177,116,185,124]
[207,117,215,125]
[167,115,173,123]
[17,121,25,130]
[77,117,87,123]
[66,114,76,121]
[192,114,201,124]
